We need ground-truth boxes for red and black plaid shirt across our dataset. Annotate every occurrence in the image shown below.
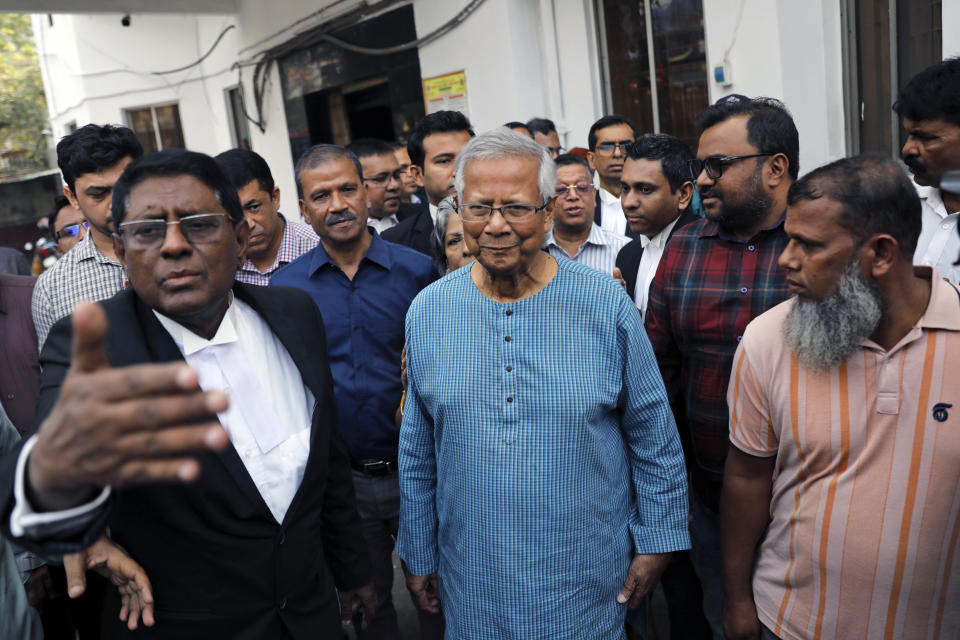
[644,216,790,508]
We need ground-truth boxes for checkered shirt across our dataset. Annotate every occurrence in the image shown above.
[398,257,690,638]
[235,214,319,286]
[643,216,790,507]
[31,232,126,349]
[544,223,629,276]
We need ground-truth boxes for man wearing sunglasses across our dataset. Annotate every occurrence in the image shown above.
[347,139,404,234]
[587,115,639,238]
[644,96,797,638]
[32,124,143,348]
[49,196,87,256]
[544,153,628,275]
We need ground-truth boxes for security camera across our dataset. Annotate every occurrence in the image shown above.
[121,14,131,27]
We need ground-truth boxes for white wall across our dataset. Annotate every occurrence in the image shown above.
[945,2,960,58]
[702,0,846,173]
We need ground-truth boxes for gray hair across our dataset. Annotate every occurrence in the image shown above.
[454,127,556,205]
[430,195,458,274]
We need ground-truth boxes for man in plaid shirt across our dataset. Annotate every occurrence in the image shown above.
[644,96,797,638]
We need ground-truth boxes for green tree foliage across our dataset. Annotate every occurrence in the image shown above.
[0,14,48,170]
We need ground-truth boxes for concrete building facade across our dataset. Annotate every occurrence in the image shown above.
[23,0,958,210]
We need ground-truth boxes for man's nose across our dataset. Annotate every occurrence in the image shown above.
[696,166,715,190]
[901,136,918,159]
[160,221,192,255]
[329,189,349,211]
[483,207,511,234]
[778,241,798,271]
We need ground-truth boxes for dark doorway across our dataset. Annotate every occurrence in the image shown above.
[279,5,424,163]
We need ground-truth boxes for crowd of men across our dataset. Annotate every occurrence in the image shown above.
[0,55,958,640]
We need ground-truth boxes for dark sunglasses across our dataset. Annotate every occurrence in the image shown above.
[695,153,773,180]
[55,220,89,240]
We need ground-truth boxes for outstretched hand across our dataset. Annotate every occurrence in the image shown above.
[64,536,155,630]
[27,301,231,511]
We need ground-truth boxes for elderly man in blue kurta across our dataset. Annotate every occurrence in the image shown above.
[397,128,691,639]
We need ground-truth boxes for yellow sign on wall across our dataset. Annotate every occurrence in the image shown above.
[422,70,469,117]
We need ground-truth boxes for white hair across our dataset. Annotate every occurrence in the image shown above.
[454,127,556,205]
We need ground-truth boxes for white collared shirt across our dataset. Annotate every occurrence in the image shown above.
[368,214,399,233]
[633,217,681,319]
[154,296,314,523]
[10,295,314,537]
[428,202,439,226]
[594,173,628,236]
[544,223,629,275]
[913,183,960,284]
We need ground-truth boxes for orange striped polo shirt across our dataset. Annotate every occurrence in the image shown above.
[728,269,960,640]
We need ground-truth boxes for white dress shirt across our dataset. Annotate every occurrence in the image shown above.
[428,202,439,226]
[10,295,314,537]
[594,173,628,236]
[368,214,399,233]
[633,217,681,319]
[913,183,960,284]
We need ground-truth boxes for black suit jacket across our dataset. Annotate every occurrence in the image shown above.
[2,283,371,639]
[616,210,699,301]
[382,203,433,257]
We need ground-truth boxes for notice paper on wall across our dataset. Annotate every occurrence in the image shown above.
[422,70,469,117]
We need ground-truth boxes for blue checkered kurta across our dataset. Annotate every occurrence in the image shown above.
[397,257,690,639]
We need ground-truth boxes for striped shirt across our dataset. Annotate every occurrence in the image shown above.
[235,214,319,286]
[544,224,629,276]
[31,232,125,349]
[398,257,690,639]
[728,268,960,640]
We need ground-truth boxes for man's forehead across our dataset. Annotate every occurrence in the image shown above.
[622,157,666,183]
[556,164,590,183]
[302,157,360,188]
[697,115,754,157]
[903,116,960,134]
[128,174,223,213]
[423,131,471,157]
[75,156,134,189]
[361,153,399,171]
[595,124,635,142]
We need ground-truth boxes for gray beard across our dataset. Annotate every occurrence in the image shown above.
[783,261,883,371]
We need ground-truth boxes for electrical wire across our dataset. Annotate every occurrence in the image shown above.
[152,24,236,75]
[242,0,487,134]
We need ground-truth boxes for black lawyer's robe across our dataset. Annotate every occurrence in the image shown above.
[1,282,372,639]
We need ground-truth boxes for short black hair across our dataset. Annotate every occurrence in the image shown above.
[695,96,800,180]
[893,57,960,128]
[587,115,638,151]
[213,148,275,194]
[407,111,475,168]
[346,138,397,160]
[111,149,243,230]
[787,153,921,257]
[555,153,592,175]
[48,195,73,233]
[294,144,363,199]
[625,133,696,192]
[57,124,144,193]
[504,122,532,137]
[525,118,557,137]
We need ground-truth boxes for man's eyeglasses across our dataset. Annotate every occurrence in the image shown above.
[555,182,593,198]
[595,140,634,155]
[55,220,89,240]
[459,202,549,223]
[696,153,773,180]
[118,213,232,249]
[363,170,404,187]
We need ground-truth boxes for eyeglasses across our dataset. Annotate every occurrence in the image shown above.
[363,170,404,187]
[595,140,634,154]
[697,153,773,180]
[459,202,549,223]
[55,220,89,240]
[118,213,232,249]
[555,182,593,198]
